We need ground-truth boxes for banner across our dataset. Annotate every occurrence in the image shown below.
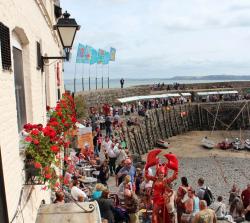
[76,43,85,63]
[83,45,92,64]
[97,49,105,64]
[76,44,116,64]
[77,127,94,152]
[90,47,98,65]
[103,51,110,64]
[110,47,116,61]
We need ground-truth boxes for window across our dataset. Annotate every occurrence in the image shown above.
[0,22,11,70]
[13,47,27,132]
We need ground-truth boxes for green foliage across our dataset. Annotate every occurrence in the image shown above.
[75,95,88,119]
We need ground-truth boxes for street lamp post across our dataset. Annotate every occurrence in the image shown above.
[41,11,80,72]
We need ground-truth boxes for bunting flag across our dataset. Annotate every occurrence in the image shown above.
[76,44,116,64]
[110,47,116,61]
[76,43,85,63]
[97,49,105,64]
[84,45,92,64]
[103,51,110,65]
[90,48,98,65]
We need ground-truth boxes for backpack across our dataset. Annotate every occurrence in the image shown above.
[202,187,214,206]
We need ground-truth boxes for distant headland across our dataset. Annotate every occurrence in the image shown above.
[167,75,250,81]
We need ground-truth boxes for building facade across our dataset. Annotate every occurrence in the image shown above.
[0,0,65,222]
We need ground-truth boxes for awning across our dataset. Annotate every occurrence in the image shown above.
[197,91,219,96]
[181,93,191,96]
[36,201,101,223]
[117,96,142,103]
[117,93,180,103]
[166,93,180,97]
[218,90,238,95]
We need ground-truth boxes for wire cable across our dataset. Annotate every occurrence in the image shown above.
[10,187,24,223]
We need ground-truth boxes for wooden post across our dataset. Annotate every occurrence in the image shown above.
[168,109,175,136]
[155,109,164,139]
[132,129,142,155]
[139,124,149,153]
[197,104,202,129]
[161,107,169,138]
[173,106,180,134]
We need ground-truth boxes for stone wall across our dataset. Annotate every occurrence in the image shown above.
[123,101,250,155]
[76,81,250,109]
[76,86,150,108]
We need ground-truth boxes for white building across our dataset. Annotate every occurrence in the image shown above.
[0,0,67,222]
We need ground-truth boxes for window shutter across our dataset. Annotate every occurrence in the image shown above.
[0,22,11,70]
[36,41,42,70]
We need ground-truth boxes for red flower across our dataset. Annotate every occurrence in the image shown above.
[64,123,70,128]
[44,166,50,172]
[33,139,39,145]
[31,129,40,136]
[34,162,42,169]
[46,105,50,111]
[50,145,59,153]
[49,121,59,127]
[42,186,47,190]
[23,123,32,131]
[37,124,43,131]
[45,173,52,179]
[43,126,57,139]
[57,111,63,117]
[25,136,33,142]
[51,117,58,122]
[71,116,77,123]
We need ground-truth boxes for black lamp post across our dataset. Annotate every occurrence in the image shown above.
[41,11,80,71]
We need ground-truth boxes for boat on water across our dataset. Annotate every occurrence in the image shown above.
[201,137,215,149]
[156,139,169,149]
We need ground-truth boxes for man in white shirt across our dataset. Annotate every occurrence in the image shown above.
[102,136,112,152]
[212,196,234,222]
[71,180,88,202]
[107,142,117,176]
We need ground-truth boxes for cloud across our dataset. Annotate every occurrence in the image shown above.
[61,0,250,79]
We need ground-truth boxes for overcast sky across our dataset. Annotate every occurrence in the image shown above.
[60,0,250,79]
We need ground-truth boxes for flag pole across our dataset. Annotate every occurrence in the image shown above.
[95,63,97,90]
[82,64,84,91]
[108,63,110,89]
[74,62,77,93]
[88,64,91,91]
[102,64,104,89]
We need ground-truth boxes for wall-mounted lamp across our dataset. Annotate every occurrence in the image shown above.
[41,11,80,72]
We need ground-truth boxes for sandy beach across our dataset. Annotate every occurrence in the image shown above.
[139,130,250,203]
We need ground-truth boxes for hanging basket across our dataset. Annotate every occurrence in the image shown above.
[24,158,44,185]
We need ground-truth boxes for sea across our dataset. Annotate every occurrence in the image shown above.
[64,78,247,93]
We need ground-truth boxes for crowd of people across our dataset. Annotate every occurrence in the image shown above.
[51,102,250,223]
